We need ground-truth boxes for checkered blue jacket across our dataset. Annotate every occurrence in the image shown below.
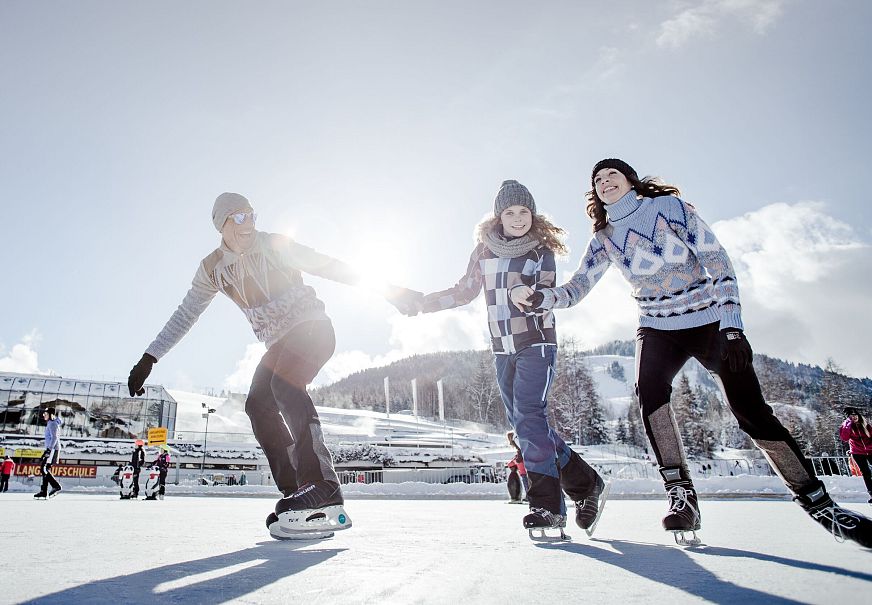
[422,243,557,354]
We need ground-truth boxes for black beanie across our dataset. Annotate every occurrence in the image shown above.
[45,407,56,417]
[591,159,638,188]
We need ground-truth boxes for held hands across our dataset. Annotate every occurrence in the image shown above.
[509,286,545,313]
[384,286,425,317]
[719,329,753,373]
[128,353,157,397]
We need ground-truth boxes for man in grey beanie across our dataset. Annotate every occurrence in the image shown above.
[127,192,420,539]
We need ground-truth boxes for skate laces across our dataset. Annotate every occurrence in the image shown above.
[666,483,699,518]
[529,507,566,527]
[810,503,859,543]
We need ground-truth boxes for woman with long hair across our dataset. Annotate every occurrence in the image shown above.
[514,159,872,547]
[840,406,872,504]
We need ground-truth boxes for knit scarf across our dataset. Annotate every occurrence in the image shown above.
[482,227,540,258]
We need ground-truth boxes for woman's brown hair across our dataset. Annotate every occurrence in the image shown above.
[585,169,682,233]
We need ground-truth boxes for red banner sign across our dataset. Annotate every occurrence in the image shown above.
[15,463,98,479]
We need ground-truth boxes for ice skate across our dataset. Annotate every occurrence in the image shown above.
[33,491,47,500]
[795,484,872,549]
[523,508,569,542]
[661,467,701,547]
[574,476,610,537]
[266,512,335,540]
[273,481,352,538]
[47,487,61,499]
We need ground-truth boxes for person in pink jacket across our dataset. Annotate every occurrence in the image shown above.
[839,406,872,504]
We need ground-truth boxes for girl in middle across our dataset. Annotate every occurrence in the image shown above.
[410,179,606,539]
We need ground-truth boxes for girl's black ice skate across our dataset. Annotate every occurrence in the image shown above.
[661,467,702,547]
[523,507,569,541]
[575,476,610,536]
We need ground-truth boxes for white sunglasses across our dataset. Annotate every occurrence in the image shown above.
[230,211,257,225]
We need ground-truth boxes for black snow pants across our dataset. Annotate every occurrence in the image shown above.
[245,320,339,495]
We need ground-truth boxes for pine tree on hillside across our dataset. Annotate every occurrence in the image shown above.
[465,353,501,425]
[551,338,610,445]
[671,374,694,451]
[626,397,647,450]
[607,360,626,382]
[615,417,628,444]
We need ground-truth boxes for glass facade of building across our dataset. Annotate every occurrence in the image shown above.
[0,373,176,440]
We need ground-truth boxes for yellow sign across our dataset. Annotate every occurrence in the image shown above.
[14,448,44,458]
[147,427,168,446]
[0,447,4,456]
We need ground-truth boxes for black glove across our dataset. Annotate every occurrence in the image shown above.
[385,286,425,317]
[128,353,157,396]
[40,450,49,462]
[720,329,752,373]
[527,291,544,310]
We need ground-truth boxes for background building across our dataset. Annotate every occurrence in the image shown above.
[0,372,176,440]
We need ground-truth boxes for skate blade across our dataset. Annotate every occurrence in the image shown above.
[528,528,570,542]
[277,504,352,534]
[671,530,702,547]
[269,523,335,541]
[584,481,611,538]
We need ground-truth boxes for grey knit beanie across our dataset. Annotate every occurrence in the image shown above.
[212,192,252,232]
[493,180,536,217]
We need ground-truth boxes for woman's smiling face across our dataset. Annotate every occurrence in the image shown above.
[594,168,633,204]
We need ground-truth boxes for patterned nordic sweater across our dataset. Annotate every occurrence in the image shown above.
[145,232,358,360]
[539,191,743,331]
[422,242,557,354]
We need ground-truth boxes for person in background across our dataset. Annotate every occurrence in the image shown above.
[153,444,171,500]
[1,455,15,492]
[35,407,62,499]
[131,439,145,498]
[506,431,529,500]
[839,406,872,504]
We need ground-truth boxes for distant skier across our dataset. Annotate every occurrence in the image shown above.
[130,440,145,498]
[397,180,607,540]
[840,407,872,504]
[1,455,15,492]
[518,158,872,547]
[34,407,62,499]
[126,192,417,538]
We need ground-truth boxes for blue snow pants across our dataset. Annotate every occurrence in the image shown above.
[494,345,572,514]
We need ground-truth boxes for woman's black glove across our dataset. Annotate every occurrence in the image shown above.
[720,329,752,373]
[527,291,545,310]
[128,353,157,396]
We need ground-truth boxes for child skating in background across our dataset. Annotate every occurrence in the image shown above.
[35,407,62,499]
[153,444,172,500]
[505,431,529,502]
[400,180,606,539]
[518,158,872,548]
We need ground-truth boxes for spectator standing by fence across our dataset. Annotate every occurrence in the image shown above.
[839,406,872,504]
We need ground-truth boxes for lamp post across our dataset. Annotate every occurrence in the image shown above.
[201,403,216,480]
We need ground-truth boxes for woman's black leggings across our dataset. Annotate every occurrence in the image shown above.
[635,321,817,493]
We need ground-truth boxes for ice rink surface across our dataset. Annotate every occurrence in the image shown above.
[2,494,870,604]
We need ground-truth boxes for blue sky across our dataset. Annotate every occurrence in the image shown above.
[2,0,871,389]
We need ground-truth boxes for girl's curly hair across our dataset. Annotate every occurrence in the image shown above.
[475,213,569,257]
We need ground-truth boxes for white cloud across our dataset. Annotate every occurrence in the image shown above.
[657,0,786,48]
[222,342,266,392]
[0,331,51,375]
